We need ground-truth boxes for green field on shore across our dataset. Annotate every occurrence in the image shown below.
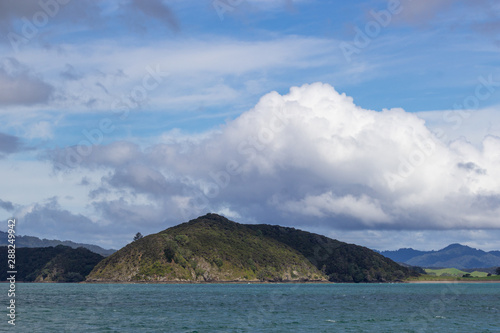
[408,269,500,282]
[424,268,490,277]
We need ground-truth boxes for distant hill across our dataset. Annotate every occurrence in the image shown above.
[377,248,427,263]
[380,243,500,269]
[0,231,115,256]
[88,213,416,283]
[0,245,104,282]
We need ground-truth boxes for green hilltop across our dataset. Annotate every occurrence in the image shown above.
[87,214,416,283]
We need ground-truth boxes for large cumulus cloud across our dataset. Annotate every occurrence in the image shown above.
[50,83,500,231]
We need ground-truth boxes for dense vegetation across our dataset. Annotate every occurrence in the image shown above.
[88,214,323,282]
[0,245,104,282]
[88,214,415,283]
[245,224,416,282]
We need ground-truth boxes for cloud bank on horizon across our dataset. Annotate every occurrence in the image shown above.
[0,0,500,251]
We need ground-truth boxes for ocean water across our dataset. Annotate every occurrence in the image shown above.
[2,283,499,332]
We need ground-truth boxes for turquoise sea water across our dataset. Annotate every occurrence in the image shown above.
[1,283,499,332]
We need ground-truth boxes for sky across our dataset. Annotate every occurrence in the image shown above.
[1,0,500,252]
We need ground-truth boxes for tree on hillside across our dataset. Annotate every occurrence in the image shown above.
[496,267,500,275]
[133,232,143,241]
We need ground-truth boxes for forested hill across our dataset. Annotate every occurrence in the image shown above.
[245,223,416,283]
[0,245,104,282]
[87,213,416,283]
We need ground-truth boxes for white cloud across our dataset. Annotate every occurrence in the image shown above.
[281,192,391,225]
[215,206,242,220]
[417,106,500,146]
[24,121,54,139]
[0,35,338,124]
[49,83,500,232]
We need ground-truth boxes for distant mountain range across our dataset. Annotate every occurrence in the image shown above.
[0,231,115,257]
[380,244,500,269]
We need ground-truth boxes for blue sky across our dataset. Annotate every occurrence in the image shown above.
[1,0,500,251]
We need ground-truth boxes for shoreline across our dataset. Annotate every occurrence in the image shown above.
[82,280,333,284]
[83,280,500,284]
[407,280,500,283]
[4,278,500,284]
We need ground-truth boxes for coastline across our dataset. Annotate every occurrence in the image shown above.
[84,278,500,284]
[5,279,499,284]
[82,280,333,284]
[407,280,500,283]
